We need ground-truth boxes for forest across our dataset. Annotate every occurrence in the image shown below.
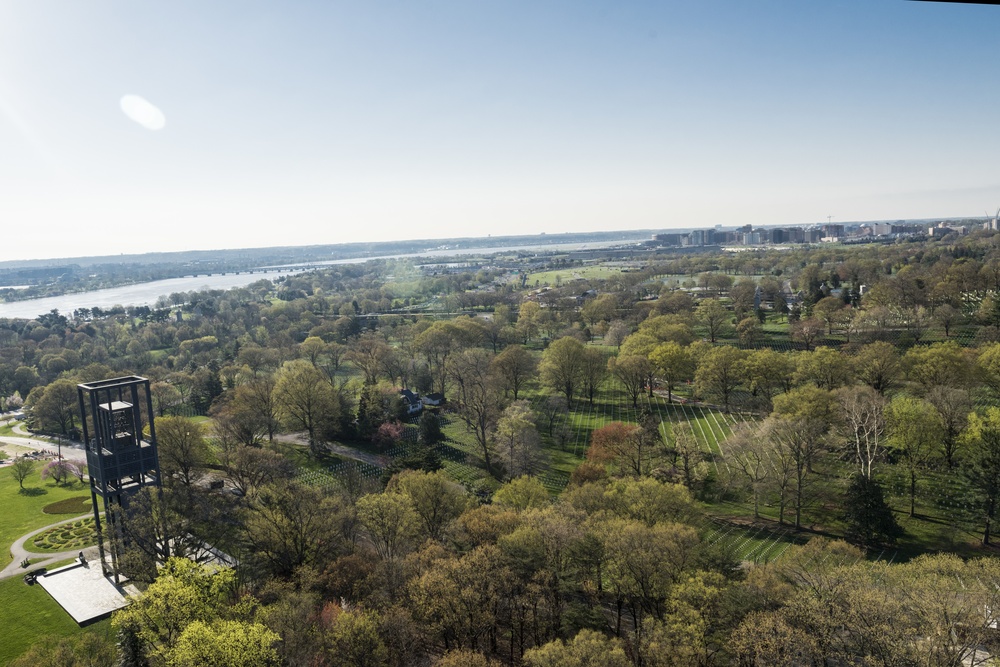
[5,228,1000,666]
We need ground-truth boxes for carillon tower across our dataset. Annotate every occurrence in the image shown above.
[77,376,162,584]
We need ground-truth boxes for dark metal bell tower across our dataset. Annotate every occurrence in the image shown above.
[77,376,162,584]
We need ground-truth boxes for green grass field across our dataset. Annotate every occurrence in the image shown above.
[0,576,112,664]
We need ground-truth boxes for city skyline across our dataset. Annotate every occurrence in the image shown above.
[2,1,1000,261]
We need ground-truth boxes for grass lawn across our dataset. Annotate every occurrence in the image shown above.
[0,475,92,570]
[0,576,112,664]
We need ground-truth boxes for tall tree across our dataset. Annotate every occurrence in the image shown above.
[579,347,608,405]
[726,422,773,519]
[852,341,901,395]
[447,348,501,472]
[491,345,536,400]
[273,360,339,456]
[649,342,694,404]
[539,337,586,406]
[492,400,542,479]
[886,395,944,517]
[156,416,211,487]
[608,354,650,408]
[836,385,886,480]
[694,345,746,411]
[961,408,1000,545]
[695,299,729,343]
[26,378,78,435]
[926,385,971,469]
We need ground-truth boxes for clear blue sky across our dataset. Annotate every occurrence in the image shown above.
[1,1,998,260]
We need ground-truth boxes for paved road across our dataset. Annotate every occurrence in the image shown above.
[0,435,87,463]
[0,514,99,581]
[0,420,87,463]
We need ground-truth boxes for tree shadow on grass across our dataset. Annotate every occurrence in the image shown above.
[19,487,47,496]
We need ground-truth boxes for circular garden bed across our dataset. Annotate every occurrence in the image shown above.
[31,517,96,552]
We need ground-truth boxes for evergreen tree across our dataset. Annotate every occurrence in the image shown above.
[843,474,902,548]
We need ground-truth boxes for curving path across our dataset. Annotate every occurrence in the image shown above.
[0,514,99,581]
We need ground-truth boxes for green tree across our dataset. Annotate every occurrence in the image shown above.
[579,347,608,405]
[273,360,339,456]
[736,316,762,346]
[885,395,943,517]
[156,416,210,487]
[10,455,34,490]
[418,409,443,445]
[243,483,342,576]
[960,408,1000,545]
[447,348,501,472]
[726,422,773,519]
[743,348,794,407]
[112,557,237,663]
[694,345,746,411]
[608,354,650,408]
[813,295,848,334]
[26,378,78,435]
[843,473,902,549]
[524,629,630,667]
[493,476,549,511]
[357,491,420,561]
[649,342,694,403]
[794,346,851,390]
[540,337,586,405]
[926,385,970,469]
[493,400,542,479]
[324,608,389,667]
[852,341,901,395]
[903,341,972,391]
[388,469,471,541]
[170,619,280,667]
[729,280,758,321]
[695,298,729,343]
[491,345,536,400]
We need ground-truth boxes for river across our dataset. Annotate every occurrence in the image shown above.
[0,239,634,320]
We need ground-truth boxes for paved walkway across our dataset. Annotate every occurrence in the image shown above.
[0,514,98,581]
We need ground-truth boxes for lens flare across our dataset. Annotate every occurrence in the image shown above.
[120,94,165,131]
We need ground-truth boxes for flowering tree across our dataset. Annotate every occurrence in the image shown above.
[372,421,405,451]
[41,460,82,485]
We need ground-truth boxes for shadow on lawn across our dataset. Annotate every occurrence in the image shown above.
[18,487,47,496]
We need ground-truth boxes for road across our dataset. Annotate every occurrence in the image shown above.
[0,422,87,463]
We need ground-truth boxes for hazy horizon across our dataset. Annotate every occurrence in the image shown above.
[3,2,999,262]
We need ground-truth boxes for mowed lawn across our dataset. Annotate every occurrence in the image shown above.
[0,471,102,663]
[0,574,112,664]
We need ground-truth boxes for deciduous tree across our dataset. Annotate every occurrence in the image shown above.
[540,337,586,406]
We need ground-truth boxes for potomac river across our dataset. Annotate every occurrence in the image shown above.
[0,239,632,320]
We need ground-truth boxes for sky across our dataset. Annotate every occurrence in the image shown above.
[1,0,999,261]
